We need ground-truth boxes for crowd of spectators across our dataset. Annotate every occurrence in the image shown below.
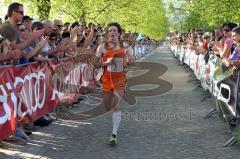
[0,2,156,147]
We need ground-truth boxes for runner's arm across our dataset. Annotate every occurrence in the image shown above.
[93,44,113,68]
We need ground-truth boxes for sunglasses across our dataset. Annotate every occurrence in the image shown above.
[23,19,31,22]
[20,29,26,32]
[57,25,63,28]
[16,10,24,15]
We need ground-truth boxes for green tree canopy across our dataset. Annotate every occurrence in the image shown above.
[166,0,240,32]
[3,0,169,40]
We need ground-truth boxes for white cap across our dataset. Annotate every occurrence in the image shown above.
[202,32,211,39]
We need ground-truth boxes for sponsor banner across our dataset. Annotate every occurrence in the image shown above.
[0,59,95,140]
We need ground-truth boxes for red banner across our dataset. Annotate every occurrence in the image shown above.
[0,59,95,140]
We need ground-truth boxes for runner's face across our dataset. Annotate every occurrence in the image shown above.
[108,26,119,43]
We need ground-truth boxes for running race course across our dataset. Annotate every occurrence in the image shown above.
[1,45,240,159]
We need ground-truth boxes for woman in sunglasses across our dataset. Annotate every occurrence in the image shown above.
[18,23,48,64]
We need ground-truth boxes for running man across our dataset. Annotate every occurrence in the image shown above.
[93,22,132,146]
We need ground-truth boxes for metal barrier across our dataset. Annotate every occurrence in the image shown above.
[169,43,240,147]
[133,44,155,60]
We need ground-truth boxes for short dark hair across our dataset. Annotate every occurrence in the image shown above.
[4,15,8,20]
[70,22,79,29]
[214,27,222,31]
[64,22,70,27]
[7,3,23,18]
[88,22,93,28]
[232,26,240,35]
[107,22,122,34]
[31,21,44,31]
[22,15,33,22]
[62,31,70,38]
[222,22,238,30]
[49,31,58,37]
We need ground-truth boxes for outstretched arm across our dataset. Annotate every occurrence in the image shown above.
[93,44,104,68]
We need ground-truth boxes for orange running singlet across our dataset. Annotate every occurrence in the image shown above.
[100,47,126,92]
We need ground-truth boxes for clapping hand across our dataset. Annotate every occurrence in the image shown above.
[7,50,24,60]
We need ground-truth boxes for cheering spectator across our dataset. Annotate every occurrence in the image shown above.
[79,21,86,32]
[34,20,67,61]
[63,22,70,32]
[75,32,85,48]
[0,3,43,52]
[225,26,240,68]
[22,15,33,38]
[211,28,225,56]
[199,32,211,54]
[44,31,65,59]
[220,22,237,59]
[70,21,79,31]
[0,3,24,42]
[33,20,53,62]
[0,34,24,64]
[22,15,33,32]
[53,19,63,41]
[18,23,48,64]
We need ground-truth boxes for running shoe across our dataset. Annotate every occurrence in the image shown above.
[109,134,117,146]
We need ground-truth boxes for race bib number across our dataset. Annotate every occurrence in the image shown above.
[107,58,123,72]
